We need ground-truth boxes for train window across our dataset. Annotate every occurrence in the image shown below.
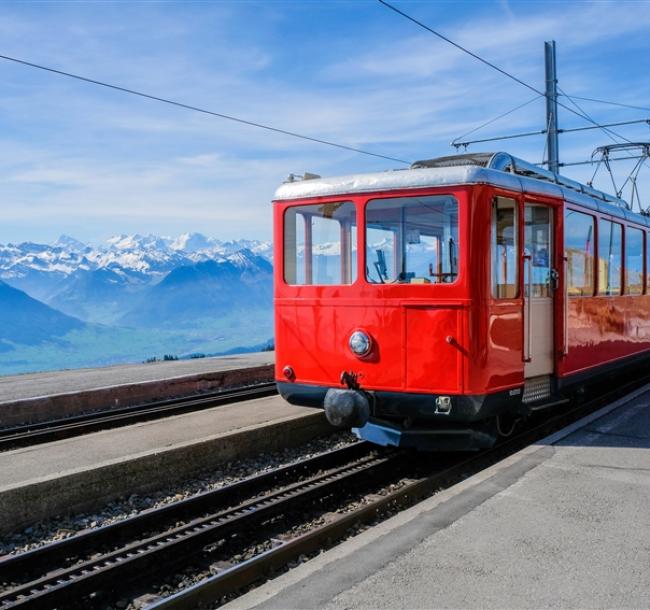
[625,227,644,295]
[565,210,595,296]
[283,202,357,285]
[524,205,552,298]
[491,197,518,298]
[365,195,458,284]
[597,219,622,296]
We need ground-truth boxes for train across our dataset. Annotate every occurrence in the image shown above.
[272,152,650,450]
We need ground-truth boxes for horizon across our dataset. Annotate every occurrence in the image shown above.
[0,231,272,248]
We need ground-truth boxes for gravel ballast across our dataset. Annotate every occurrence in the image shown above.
[0,432,357,557]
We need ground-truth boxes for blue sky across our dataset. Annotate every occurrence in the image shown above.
[1,0,649,244]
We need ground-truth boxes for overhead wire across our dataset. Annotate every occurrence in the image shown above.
[558,87,649,203]
[453,119,650,150]
[559,118,650,135]
[377,0,650,208]
[561,155,649,168]
[377,0,646,145]
[559,86,649,168]
[377,0,542,97]
[557,85,630,146]
[454,128,546,147]
[0,53,411,166]
[560,94,650,114]
[451,94,542,146]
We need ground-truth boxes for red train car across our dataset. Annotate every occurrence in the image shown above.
[273,152,650,450]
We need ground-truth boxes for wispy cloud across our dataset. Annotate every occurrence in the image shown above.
[0,0,648,244]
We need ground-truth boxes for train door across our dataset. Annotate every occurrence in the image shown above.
[523,203,555,393]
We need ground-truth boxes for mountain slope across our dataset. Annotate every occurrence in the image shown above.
[0,280,85,345]
[120,250,272,328]
[47,267,147,324]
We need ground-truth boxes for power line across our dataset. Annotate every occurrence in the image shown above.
[454,128,545,148]
[557,85,631,146]
[560,118,650,135]
[377,0,644,143]
[560,94,650,114]
[377,0,541,97]
[558,90,649,202]
[558,86,649,175]
[560,155,647,168]
[0,53,411,166]
[453,118,650,150]
[451,95,542,145]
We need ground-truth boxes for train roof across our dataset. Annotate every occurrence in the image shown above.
[274,152,650,228]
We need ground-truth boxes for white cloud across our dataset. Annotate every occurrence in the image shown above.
[0,0,648,244]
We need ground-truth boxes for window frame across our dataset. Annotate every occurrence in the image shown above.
[624,224,645,296]
[283,201,358,287]
[597,217,623,297]
[564,207,596,298]
[491,196,520,299]
[363,193,460,287]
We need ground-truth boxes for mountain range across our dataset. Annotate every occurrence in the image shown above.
[0,233,274,375]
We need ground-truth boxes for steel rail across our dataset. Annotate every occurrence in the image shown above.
[0,442,394,609]
[148,372,650,610]
[0,382,277,451]
[0,441,372,581]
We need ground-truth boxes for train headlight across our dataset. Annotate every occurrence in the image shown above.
[349,330,372,357]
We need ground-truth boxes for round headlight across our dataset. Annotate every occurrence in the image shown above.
[349,330,372,357]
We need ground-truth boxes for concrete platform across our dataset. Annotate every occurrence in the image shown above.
[0,352,274,427]
[229,385,650,610]
[0,395,329,534]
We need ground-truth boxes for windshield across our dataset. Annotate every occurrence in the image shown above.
[284,202,357,285]
[365,195,459,284]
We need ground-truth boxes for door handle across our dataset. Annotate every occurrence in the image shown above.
[523,254,532,363]
[563,256,569,356]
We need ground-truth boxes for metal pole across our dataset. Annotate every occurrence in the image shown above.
[545,40,560,173]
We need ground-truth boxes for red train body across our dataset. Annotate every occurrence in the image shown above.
[273,153,650,449]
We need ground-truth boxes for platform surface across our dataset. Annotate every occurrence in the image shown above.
[230,387,650,609]
[0,395,326,532]
[0,352,274,404]
[0,395,308,490]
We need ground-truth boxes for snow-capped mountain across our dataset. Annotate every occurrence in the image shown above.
[0,234,275,376]
[120,250,273,328]
[54,234,87,251]
[0,233,272,282]
[0,233,273,325]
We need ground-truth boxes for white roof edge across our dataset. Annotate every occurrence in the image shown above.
[273,166,510,200]
[273,165,650,227]
[273,165,578,201]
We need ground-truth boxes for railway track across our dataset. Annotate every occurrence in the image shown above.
[145,372,650,610]
[0,382,277,451]
[0,373,647,609]
[0,441,393,609]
